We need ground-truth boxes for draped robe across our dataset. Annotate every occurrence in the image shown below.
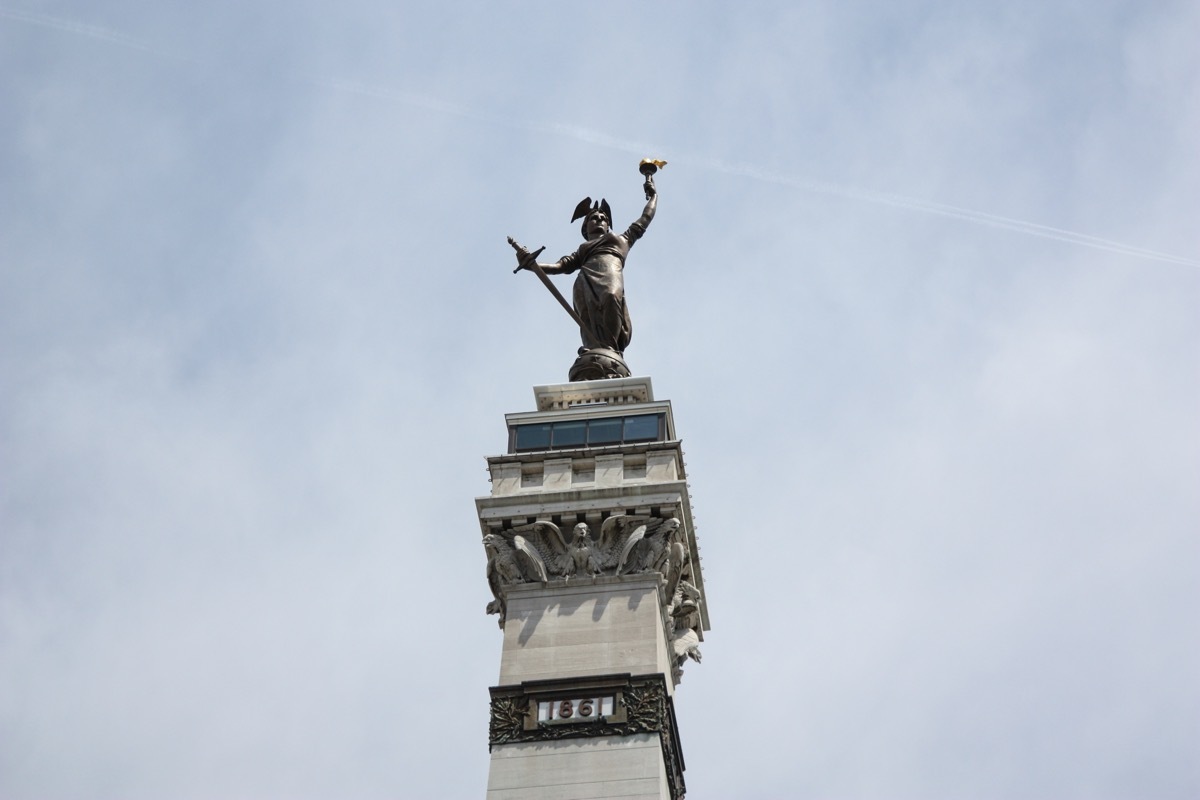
[556,218,648,354]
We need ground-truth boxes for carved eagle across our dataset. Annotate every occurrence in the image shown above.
[670,593,703,667]
[482,533,522,625]
[671,625,702,666]
[500,520,571,578]
[597,515,683,575]
[565,522,604,577]
[482,523,574,624]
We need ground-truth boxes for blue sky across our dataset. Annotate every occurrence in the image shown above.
[2,2,1198,798]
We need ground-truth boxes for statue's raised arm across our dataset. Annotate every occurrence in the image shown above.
[508,159,665,382]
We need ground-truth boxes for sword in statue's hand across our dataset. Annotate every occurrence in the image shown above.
[507,236,585,329]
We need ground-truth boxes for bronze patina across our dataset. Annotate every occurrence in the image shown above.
[509,159,663,381]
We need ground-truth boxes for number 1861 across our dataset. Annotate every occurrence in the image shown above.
[537,696,615,723]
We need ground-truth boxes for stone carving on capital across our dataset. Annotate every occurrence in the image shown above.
[668,580,704,681]
[482,515,700,631]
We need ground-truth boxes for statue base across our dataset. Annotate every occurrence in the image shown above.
[569,348,631,382]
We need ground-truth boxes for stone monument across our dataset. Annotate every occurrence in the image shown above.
[478,378,707,798]
[482,165,707,799]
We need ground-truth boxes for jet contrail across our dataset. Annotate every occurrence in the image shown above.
[314,80,1200,268]
[6,7,1196,268]
[0,7,182,61]
[688,156,1200,266]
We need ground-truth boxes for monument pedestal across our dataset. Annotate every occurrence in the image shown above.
[569,347,632,382]
[477,377,707,799]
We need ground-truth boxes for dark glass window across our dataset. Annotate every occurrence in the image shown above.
[551,420,586,448]
[588,418,623,445]
[510,412,666,452]
[514,423,551,450]
[624,414,660,442]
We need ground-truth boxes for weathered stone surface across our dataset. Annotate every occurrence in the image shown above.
[498,577,673,689]
[544,458,573,491]
[595,454,624,488]
[487,735,669,800]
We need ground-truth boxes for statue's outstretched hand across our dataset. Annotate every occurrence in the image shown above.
[643,178,657,200]
[508,236,530,271]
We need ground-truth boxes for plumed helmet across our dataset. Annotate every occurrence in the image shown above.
[571,197,612,239]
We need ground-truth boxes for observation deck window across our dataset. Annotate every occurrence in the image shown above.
[510,413,665,453]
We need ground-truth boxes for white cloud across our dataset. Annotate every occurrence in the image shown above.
[2,2,1197,798]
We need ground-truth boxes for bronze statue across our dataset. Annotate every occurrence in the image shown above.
[509,159,664,381]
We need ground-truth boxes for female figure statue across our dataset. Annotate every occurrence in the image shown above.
[511,170,658,381]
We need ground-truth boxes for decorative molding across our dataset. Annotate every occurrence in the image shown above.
[474,478,710,635]
[482,515,705,674]
[533,377,654,411]
[488,673,686,800]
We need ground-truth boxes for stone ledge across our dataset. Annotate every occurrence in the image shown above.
[534,377,655,411]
